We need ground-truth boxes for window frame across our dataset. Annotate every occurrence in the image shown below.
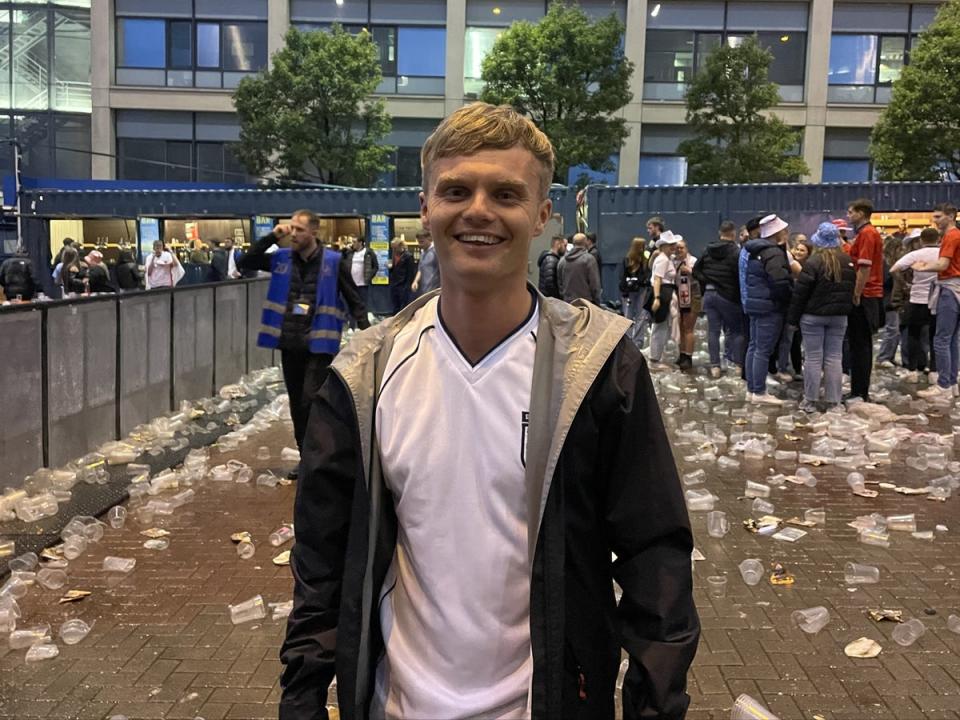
[116,16,167,69]
[827,31,913,104]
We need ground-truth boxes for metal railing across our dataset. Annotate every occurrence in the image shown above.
[0,277,276,490]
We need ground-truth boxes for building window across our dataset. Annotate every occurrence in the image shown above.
[822,158,873,182]
[638,156,687,186]
[464,26,504,97]
[9,112,90,178]
[567,156,619,187]
[822,128,875,182]
[115,17,267,88]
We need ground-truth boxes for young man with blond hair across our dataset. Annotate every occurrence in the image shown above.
[280,103,699,720]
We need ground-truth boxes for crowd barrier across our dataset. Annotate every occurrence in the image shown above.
[0,277,277,489]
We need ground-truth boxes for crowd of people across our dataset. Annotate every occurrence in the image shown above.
[580,199,960,411]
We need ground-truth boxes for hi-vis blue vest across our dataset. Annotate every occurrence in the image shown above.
[257,247,345,355]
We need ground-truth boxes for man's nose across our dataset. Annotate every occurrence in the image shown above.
[463,191,495,222]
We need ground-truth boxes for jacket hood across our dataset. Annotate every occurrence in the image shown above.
[565,247,587,261]
[706,240,736,259]
[744,238,777,254]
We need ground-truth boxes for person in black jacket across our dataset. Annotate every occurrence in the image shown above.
[693,220,745,378]
[619,236,651,347]
[387,238,415,313]
[58,246,86,296]
[537,234,565,298]
[84,250,115,293]
[115,248,143,291]
[280,102,698,720]
[0,249,37,301]
[786,222,856,412]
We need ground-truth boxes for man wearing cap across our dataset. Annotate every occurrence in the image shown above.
[916,203,960,400]
[845,198,885,402]
[891,227,940,383]
[648,230,680,367]
[739,214,793,404]
[832,218,852,252]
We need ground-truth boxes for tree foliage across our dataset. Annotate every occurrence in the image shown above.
[233,27,394,185]
[479,1,633,185]
[678,37,808,184]
[871,0,960,180]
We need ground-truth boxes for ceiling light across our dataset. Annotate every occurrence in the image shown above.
[780,34,790,42]
[651,3,661,17]
[336,0,344,6]
[492,6,501,14]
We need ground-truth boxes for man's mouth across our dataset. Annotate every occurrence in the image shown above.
[455,233,505,246]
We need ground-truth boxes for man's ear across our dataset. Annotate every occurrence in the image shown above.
[532,198,553,238]
[420,191,430,232]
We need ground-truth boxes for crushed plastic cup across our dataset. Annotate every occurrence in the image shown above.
[738,559,764,586]
[63,535,87,560]
[256,446,271,461]
[170,489,195,507]
[0,575,28,600]
[804,508,826,525]
[269,525,295,547]
[795,467,817,487]
[59,619,92,645]
[859,528,891,548]
[792,606,830,634]
[236,467,254,484]
[886,514,917,532]
[8,552,38,573]
[706,575,727,598]
[280,447,301,464]
[685,489,716,512]
[270,600,293,620]
[752,498,775,515]
[707,510,729,538]
[844,562,880,584]
[947,614,960,634]
[108,506,126,529]
[744,481,770,499]
[892,617,926,646]
[36,568,67,590]
[256,472,279,488]
[731,693,779,720]
[0,607,16,633]
[682,469,706,486]
[102,556,136,574]
[8,624,51,649]
[237,540,256,560]
[847,472,866,493]
[228,594,266,624]
[24,642,59,662]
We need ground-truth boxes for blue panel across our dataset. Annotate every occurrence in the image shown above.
[119,18,165,68]
[829,34,878,85]
[638,155,687,186]
[567,156,618,186]
[397,27,445,76]
[197,22,220,67]
[822,159,871,183]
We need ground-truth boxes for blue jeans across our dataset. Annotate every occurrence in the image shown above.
[746,312,783,394]
[934,289,960,388]
[876,309,901,363]
[800,314,848,404]
[777,325,796,374]
[703,290,746,367]
[622,291,651,349]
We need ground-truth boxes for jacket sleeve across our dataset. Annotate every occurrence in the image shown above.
[238,233,277,273]
[763,247,793,304]
[787,259,817,327]
[590,258,602,304]
[280,375,360,720]
[601,341,700,720]
[338,256,370,330]
[692,256,707,290]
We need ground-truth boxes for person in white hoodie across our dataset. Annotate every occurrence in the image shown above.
[890,227,941,383]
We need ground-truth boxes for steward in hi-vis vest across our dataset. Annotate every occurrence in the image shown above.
[240,209,368,478]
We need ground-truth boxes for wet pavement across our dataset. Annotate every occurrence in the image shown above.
[2,345,960,719]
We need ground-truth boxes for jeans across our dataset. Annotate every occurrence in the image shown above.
[622,291,651,349]
[847,297,882,399]
[777,325,797,374]
[800,314,847,404]
[649,318,671,362]
[934,289,960,388]
[703,290,746,367]
[876,309,901,363]
[745,312,783,394]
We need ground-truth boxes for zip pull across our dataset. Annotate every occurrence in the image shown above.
[578,671,587,700]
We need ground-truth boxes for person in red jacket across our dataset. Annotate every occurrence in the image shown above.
[845,198,885,401]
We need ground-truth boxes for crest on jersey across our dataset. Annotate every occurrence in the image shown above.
[520,411,529,468]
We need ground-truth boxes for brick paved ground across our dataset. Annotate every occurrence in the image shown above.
[2,367,959,719]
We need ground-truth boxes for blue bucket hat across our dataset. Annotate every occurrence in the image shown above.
[811,222,841,248]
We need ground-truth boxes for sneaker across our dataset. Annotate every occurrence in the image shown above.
[775,372,794,383]
[286,468,299,481]
[752,392,784,406]
[903,371,919,384]
[928,371,939,385]
[798,399,818,413]
[917,384,952,401]
[710,366,722,379]
[878,360,895,369]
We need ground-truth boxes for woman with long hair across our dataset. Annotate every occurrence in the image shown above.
[619,237,651,347]
[59,246,86,296]
[876,234,908,366]
[786,223,857,412]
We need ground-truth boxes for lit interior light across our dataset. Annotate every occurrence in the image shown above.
[336,0,344,6]
[780,34,790,42]
[651,3,661,17]
[492,6,501,14]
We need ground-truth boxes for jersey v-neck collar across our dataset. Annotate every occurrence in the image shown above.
[435,289,538,371]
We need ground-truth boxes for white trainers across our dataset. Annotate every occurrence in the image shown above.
[751,392,784,406]
[903,371,919,384]
[918,384,952,401]
[878,360,894,369]
[710,367,722,379]
[775,372,794,383]
[929,371,939,385]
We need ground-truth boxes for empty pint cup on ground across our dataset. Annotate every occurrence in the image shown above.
[256,446,271,461]
[892,618,926,646]
[844,562,880,584]
[269,525,295,547]
[738,559,764,586]
[229,594,266,624]
[36,568,67,590]
[237,540,255,560]
[731,693,779,720]
[752,498,775,515]
[846,472,866,493]
[707,511,729,538]
[792,606,830,634]
[947,614,960,634]
[102,556,136,574]
[706,575,727,598]
[744,480,770,498]
[886,513,916,532]
[108,506,126,529]
[59,618,92,645]
[63,535,87,560]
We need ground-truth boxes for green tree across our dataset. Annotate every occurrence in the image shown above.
[871,1,960,180]
[479,1,633,185]
[233,27,393,185]
[677,37,808,184]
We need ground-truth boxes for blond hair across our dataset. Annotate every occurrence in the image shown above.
[421,102,555,198]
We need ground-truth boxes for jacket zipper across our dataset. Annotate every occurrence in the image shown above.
[578,667,587,701]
